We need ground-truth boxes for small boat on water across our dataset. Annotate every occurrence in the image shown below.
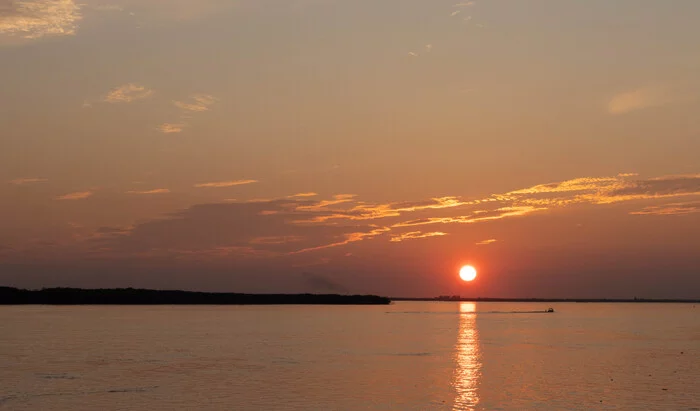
[546,308,555,313]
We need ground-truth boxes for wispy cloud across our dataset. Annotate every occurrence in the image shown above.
[55,191,92,200]
[502,174,700,208]
[292,227,390,254]
[295,196,470,223]
[607,87,672,115]
[102,84,154,103]
[173,94,217,112]
[450,10,461,16]
[296,173,700,228]
[630,201,700,216]
[9,177,48,185]
[392,206,543,228]
[295,194,356,211]
[0,0,81,40]
[425,44,432,52]
[390,231,447,242]
[454,1,476,7]
[194,179,258,188]
[156,123,185,134]
[33,172,700,262]
[160,93,217,131]
[250,236,304,245]
[126,188,170,195]
[289,192,318,198]
[407,51,418,57]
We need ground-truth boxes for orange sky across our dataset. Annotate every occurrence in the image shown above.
[1,0,699,297]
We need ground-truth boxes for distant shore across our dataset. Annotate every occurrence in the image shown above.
[2,287,697,305]
[0,287,391,305]
[393,297,700,303]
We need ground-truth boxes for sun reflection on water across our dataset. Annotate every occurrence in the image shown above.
[453,302,482,410]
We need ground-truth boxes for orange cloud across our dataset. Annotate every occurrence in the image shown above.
[506,174,700,206]
[506,176,622,195]
[390,231,447,242]
[297,196,470,223]
[102,84,154,103]
[0,0,82,40]
[630,202,700,216]
[194,179,258,188]
[291,227,390,254]
[250,236,304,245]
[289,192,318,198]
[393,206,543,228]
[607,87,673,114]
[173,94,217,112]
[126,189,171,195]
[55,191,92,200]
[295,194,356,211]
[157,123,185,134]
[9,177,48,185]
[32,172,700,264]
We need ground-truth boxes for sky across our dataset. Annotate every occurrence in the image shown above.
[1,0,699,298]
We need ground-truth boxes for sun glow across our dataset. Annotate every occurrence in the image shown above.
[459,265,477,282]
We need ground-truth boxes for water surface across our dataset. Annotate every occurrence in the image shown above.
[1,302,698,410]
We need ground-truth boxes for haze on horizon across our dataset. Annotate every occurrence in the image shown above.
[1,0,699,298]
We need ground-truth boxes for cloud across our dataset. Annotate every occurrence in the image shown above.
[289,192,318,198]
[407,51,418,57]
[249,236,304,245]
[630,201,700,216]
[156,123,185,134]
[601,174,700,202]
[173,94,217,112]
[291,227,390,254]
[425,44,432,52]
[392,206,543,228]
[21,172,699,264]
[102,84,154,103]
[451,10,461,16]
[390,231,447,242]
[454,1,476,7]
[194,179,258,188]
[506,176,621,196]
[161,93,217,131]
[505,174,700,206]
[476,238,497,246]
[295,194,356,211]
[607,87,673,114]
[55,191,92,200]
[86,199,391,258]
[0,0,81,40]
[126,188,170,195]
[295,196,471,223]
[9,177,47,185]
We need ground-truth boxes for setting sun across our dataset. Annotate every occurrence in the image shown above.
[459,265,477,282]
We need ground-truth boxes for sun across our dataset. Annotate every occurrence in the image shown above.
[459,265,477,282]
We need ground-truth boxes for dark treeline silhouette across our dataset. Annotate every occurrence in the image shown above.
[0,287,391,305]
